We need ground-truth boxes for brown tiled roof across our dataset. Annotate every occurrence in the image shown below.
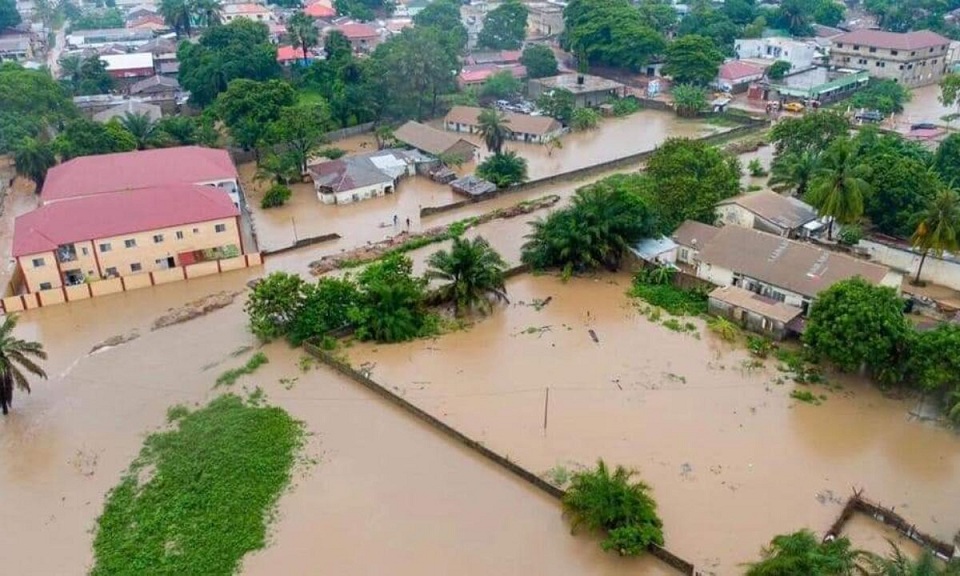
[710,286,803,323]
[444,106,562,137]
[671,220,719,249]
[831,29,950,51]
[394,121,477,156]
[718,191,817,230]
[698,225,890,298]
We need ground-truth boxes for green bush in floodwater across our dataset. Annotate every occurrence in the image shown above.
[91,394,305,576]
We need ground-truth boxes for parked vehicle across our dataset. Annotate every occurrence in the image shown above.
[855,109,884,123]
[783,101,805,113]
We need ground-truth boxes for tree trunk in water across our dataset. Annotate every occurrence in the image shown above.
[1,373,11,415]
[914,250,929,284]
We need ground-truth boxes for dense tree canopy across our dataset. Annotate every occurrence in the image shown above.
[60,54,114,96]
[216,79,297,151]
[412,0,468,52]
[847,79,911,115]
[69,8,124,31]
[477,0,528,50]
[677,6,740,52]
[769,111,849,158]
[521,44,559,79]
[300,32,378,128]
[562,0,667,71]
[0,0,22,29]
[935,133,960,186]
[0,63,76,153]
[905,324,960,423]
[178,19,282,107]
[53,117,137,160]
[663,35,724,85]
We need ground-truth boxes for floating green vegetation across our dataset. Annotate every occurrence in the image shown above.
[790,389,822,405]
[775,348,824,384]
[91,394,306,576]
[215,352,268,387]
[629,280,708,317]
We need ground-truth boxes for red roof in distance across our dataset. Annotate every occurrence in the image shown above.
[276,45,301,61]
[304,2,336,18]
[14,184,239,257]
[41,146,238,203]
[334,22,379,39]
[719,60,764,81]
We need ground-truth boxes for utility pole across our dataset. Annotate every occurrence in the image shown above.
[543,387,549,432]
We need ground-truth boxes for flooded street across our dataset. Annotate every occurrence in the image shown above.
[345,273,960,573]
[0,163,38,291]
[898,84,958,127]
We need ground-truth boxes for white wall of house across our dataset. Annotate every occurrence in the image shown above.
[735,38,817,70]
[862,239,958,289]
[316,181,392,205]
[199,178,241,207]
[716,204,756,230]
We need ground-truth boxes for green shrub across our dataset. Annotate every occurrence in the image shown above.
[216,352,269,387]
[629,274,707,316]
[286,278,359,346]
[748,158,767,177]
[260,184,292,209]
[318,147,346,160]
[612,97,642,117]
[707,315,739,341]
[747,335,775,358]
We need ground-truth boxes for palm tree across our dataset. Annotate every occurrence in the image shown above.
[14,137,57,190]
[745,530,866,575]
[544,134,563,156]
[191,0,222,27]
[477,108,512,154]
[255,152,300,185]
[807,137,870,240]
[287,11,318,64]
[59,54,83,92]
[910,186,959,285]
[426,236,508,315]
[769,149,819,197]
[160,0,193,38]
[119,112,158,150]
[0,315,48,416]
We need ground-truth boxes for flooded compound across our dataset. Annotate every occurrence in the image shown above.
[345,273,960,574]
[0,268,667,575]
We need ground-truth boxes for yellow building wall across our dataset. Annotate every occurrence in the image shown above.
[124,273,153,291]
[2,295,25,312]
[220,255,246,272]
[185,260,220,279]
[18,251,60,292]
[37,288,66,307]
[90,278,124,297]
[153,267,185,285]
[64,284,91,301]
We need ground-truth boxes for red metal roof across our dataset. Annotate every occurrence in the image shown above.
[719,60,764,81]
[304,2,336,18]
[335,23,378,39]
[276,45,301,61]
[42,146,238,203]
[832,29,950,51]
[14,184,239,257]
[458,63,527,84]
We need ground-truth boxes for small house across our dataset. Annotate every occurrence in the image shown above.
[443,106,563,144]
[671,220,720,268]
[708,285,803,340]
[716,191,822,238]
[393,121,478,160]
[307,149,418,205]
[450,175,497,199]
[528,73,626,108]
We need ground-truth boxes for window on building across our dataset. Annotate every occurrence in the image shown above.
[869,47,876,53]
[153,234,164,243]
[31,257,45,267]
[105,267,118,277]
[39,282,52,290]
[836,43,843,48]
[215,224,227,233]
[891,50,898,55]
[853,44,860,50]
[131,263,142,272]
[176,231,184,240]
[124,239,137,248]
[99,242,112,252]
[193,228,200,234]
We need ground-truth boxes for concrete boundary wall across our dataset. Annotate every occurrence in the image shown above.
[0,253,264,314]
[303,341,698,575]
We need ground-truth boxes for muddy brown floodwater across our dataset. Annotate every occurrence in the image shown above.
[0,269,669,575]
[346,273,960,574]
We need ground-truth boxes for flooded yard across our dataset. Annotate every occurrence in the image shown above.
[344,273,960,573]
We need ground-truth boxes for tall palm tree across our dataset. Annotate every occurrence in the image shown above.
[807,137,870,240]
[745,530,866,575]
[287,11,318,64]
[59,54,83,92]
[0,315,48,416]
[160,0,193,38]
[477,108,512,155]
[119,112,159,150]
[426,236,508,315]
[191,0,222,27]
[769,149,819,197]
[910,186,959,284]
[14,137,57,190]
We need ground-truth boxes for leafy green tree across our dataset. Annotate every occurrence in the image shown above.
[477,0,528,50]
[477,107,511,154]
[216,79,296,153]
[413,0,467,52]
[53,117,136,159]
[154,115,208,146]
[935,133,960,186]
[480,70,522,100]
[161,0,193,37]
[522,178,659,272]
[0,314,47,416]
[862,154,938,238]
[638,0,679,30]
[910,186,959,284]
[119,112,159,150]
[69,8,124,31]
[562,460,663,556]
[671,83,707,117]
[477,151,528,187]
[0,0,22,29]
[192,0,222,27]
[13,137,56,190]
[570,107,600,131]
[288,11,318,63]
[178,19,282,107]
[270,103,331,172]
[562,0,666,71]
[351,255,432,343]
[260,183,292,209]
[536,88,575,123]
[769,150,819,197]
[676,5,739,52]
[769,111,849,158]
[245,272,310,341]
[521,44,559,79]
[287,278,360,346]
[742,15,766,38]
[773,0,814,36]
[940,73,960,121]
[904,325,960,424]
[745,530,865,576]
[323,29,353,62]
[869,544,960,576]
[663,35,724,85]
[807,137,869,239]
[720,0,758,25]
[61,55,114,96]
[644,137,741,228]
[804,278,910,378]
[848,79,911,115]
[255,151,301,185]
[767,60,791,79]
[814,0,845,26]
[426,236,508,316]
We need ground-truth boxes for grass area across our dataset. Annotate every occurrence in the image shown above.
[91,394,306,576]
[297,88,326,106]
[629,281,708,317]
[216,352,268,387]
[790,389,823,405]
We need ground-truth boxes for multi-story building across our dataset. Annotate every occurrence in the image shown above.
[734,37,819,71]
[13,184,243,293]
[828,29,951,87]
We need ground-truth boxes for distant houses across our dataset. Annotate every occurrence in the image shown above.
[393,121,478,160]
[528,73,626,108]
[443,106,563,144]
[307,149,426,205]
